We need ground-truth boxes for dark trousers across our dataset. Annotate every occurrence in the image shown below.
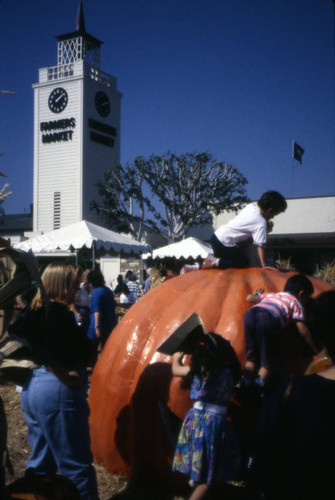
[243,307,284,375]
[210,234,249,268]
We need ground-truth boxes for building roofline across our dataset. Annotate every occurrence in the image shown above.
[282,194,335,201]
[56,31,103,46]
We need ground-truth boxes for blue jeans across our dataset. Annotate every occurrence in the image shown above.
[21,367,98,500]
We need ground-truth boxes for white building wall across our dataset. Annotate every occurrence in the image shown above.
[33,77,83,233]
[99,257,121,288]
[271,196,335,234]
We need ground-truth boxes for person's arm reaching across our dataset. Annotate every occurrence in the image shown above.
[296,321,321,355]
[246,288,264,304]
[257,246,267,268]
[94,311,101,338]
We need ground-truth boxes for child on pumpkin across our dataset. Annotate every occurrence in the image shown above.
[242,273,320,395]
[181,190,287,273]
[172,333,241,500]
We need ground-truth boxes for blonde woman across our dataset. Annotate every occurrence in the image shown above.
[19,262,98,500]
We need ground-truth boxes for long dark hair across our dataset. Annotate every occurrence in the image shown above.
[182,332,241,389]
[86,269,105,288]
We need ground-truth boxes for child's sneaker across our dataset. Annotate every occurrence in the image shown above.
[202,254,219,269]
[180,263,200,274]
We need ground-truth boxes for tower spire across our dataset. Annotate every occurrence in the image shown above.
[75,0,86,33]
[56,0,102,68]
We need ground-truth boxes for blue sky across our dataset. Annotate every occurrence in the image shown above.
[1,0,334,214]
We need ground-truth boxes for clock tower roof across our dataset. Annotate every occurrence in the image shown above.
[56,0,102,46]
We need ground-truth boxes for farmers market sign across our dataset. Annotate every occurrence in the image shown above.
[40,118,76,144]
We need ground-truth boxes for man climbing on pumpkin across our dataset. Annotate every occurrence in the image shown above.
[181,190,287,273]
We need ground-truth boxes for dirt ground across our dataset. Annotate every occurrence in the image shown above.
[1,378,128,500]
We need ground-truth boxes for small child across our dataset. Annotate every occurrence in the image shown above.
[243,273,319,391]
[119,283,136,304]
[172,333,241,500]
[181,190,287,273]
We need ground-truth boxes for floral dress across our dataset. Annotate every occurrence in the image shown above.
[172,367,241,485]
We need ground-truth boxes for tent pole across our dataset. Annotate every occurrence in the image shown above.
[92,243,95,270]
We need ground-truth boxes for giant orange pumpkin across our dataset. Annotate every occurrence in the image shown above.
[89,268,334,487]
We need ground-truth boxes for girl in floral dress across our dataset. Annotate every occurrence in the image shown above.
[172,333,241,500]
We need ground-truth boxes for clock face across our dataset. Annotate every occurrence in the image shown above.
[48,87,68,114]
[95,91,110,117]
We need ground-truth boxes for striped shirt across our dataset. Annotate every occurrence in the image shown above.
[126,280,141,301]
[254,292,304,326]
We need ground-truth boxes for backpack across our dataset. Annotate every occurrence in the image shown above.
[0,243,47,386]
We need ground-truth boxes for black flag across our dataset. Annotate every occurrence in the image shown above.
[293,141,305,164]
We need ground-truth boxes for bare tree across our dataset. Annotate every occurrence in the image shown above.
[92,152,248,242]
[91,163,149,241]
[0,184,12,220]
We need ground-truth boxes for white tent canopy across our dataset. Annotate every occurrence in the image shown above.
[14,220,149,255]
[144,237,212,260]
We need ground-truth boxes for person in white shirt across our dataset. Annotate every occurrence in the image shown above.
[119,283,137,305]
[182,191,287,273]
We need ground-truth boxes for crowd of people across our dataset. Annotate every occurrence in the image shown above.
[109,260,179,306]
[1,189,334,500]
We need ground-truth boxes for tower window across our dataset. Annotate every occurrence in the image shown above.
[57,37,100,68]
[53,192,61,229]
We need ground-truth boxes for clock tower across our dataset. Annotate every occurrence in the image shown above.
[32,0,121,233]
